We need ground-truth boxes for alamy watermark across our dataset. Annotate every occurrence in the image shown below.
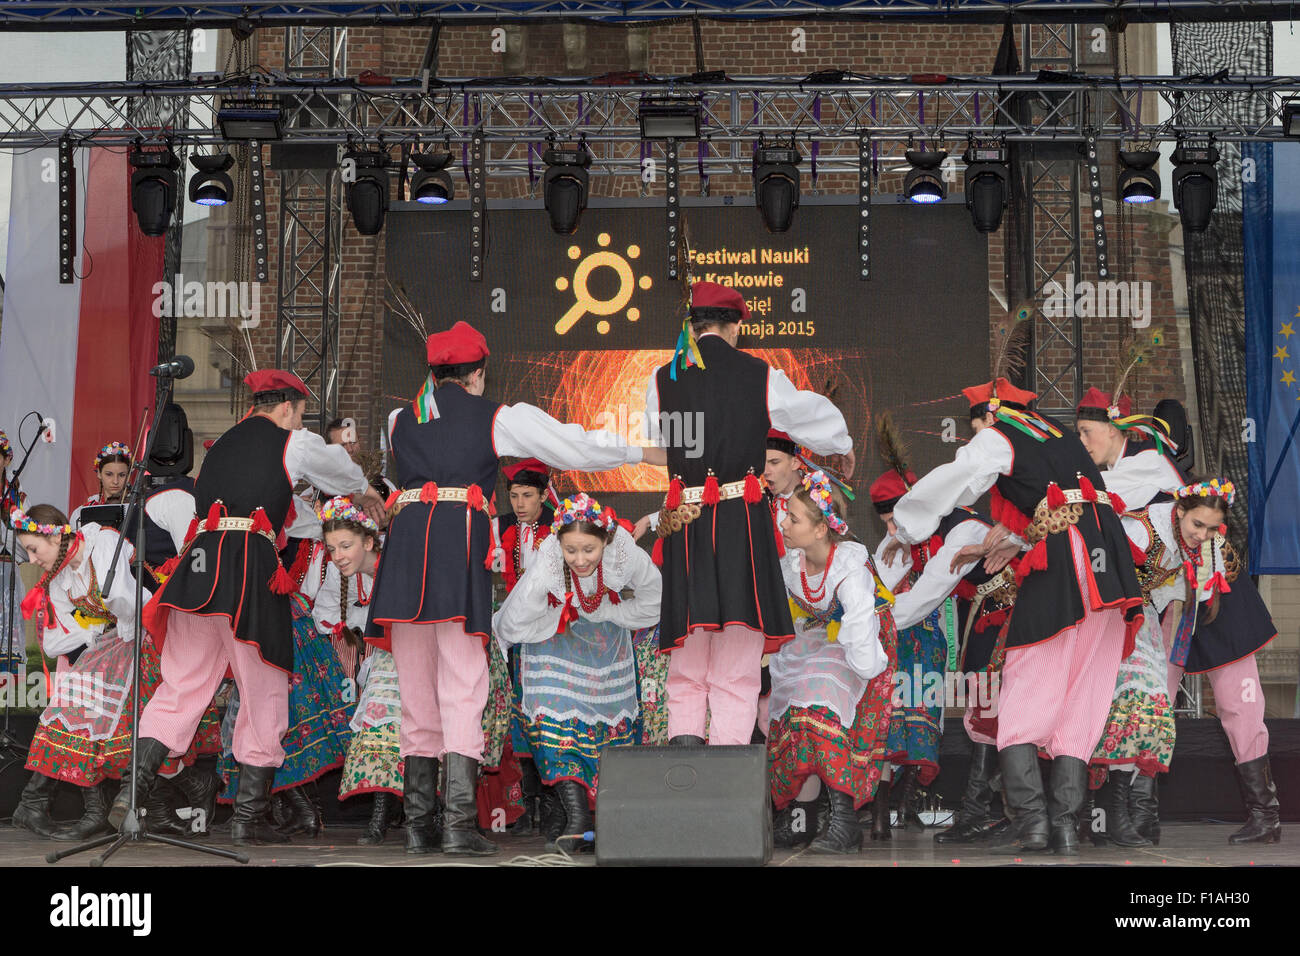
[593,404,705,459]
[152,273,261,328]
[1042,273,1152,328]
[892,667,999,718]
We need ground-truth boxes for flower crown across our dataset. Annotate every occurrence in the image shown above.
[94,441,132,470]
[801,470,848,535]
[1176,479,1236,509]
[319,495,379,533]
[0,430,10,459]
[9,506,72,537]
[551,493,617,535]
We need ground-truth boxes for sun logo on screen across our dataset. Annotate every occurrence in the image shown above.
[554,232,653,336]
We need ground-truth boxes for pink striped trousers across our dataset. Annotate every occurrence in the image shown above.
[139,611,290,767]
[665,625,766,745]
[995,527,1127,761]
[389,621,488,760]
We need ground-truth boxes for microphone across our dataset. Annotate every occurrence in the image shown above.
[149,355,195,379]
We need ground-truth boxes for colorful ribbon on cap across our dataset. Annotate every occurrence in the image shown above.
[801,470,848,535]
[669,315,707,381]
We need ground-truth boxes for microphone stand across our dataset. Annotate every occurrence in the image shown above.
[47,380,247,865]
[0,416,47,773]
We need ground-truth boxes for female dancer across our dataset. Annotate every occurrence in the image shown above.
[69,442,132,528]
[11,505,210,839]
[313,496,403,846]
[768,472,894,854]
[493,494,661,851]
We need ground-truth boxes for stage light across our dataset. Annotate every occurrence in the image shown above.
[188,152,234,207]
[217,99,283,140]
[904,150,947,204]
[410,150,455,204]
[1171,142,1219,234]
[963,143,1008,233]
[129,146,180,237]
[1118,150,1160,205]
[346,149,390,236]
[752,141,801,233]
[638,100,700,140]
[1283,98,1300,137]
[543,143,592,235]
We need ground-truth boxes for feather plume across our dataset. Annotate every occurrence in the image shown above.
[678,215,695,314]
[385,281,430,342]
[990,297,1034,381]
[1111,333,1154,404]
[876,412,912,479]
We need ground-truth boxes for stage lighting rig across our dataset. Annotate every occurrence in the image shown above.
[543,142,592,235]
[752,138,801,233]
[639,99,701,140]
[1119,150,1160,205]
[129,145,180,237]
[188,152,234,207]
[1171,141,1219,234]
[411,150,455,204]
[217,99,283,141]
[345,147,391,236]
[904,150,947,204]
[1283,98,1300,137]
[963,142,1008,233]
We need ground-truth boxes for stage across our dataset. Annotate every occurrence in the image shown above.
[0,822,1290,867]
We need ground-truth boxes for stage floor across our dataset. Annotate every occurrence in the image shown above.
[1,823,1291,866]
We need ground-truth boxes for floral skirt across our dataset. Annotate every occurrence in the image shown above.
[481,637,512,770]
[218,593,353,798]
[522,712,636,807]
[27,635,221,787]
[1089,603,1176,784]
[339,722,404,800]
[884,621,946,785]
[633,625,670,745]
[768,666,894,811]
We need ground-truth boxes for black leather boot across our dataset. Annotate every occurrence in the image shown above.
[989,745,1049,854]
[773,797,820,849]
[170,764,220,835]
[403,756,441,854]
[540,785,566,850]
[1229,755,1282,845]
[936,743,1008,844]
[897,765,927,830]
[230,764,291,846]
[107,736,172,831]
[1046,757,1088,856]
[554,780,594,852]
[1094,771,1151,848]
[357,792,400,846]
[869,777,893,841]
[11,772,63,838]
[441,753,498,856]
[277,785,322,836]
[1129,773,1161,846]
[810,788,862,854]
[506,758,541,836]
[139,779,189,837]
[668,734,705,746]
[50,783,114,841]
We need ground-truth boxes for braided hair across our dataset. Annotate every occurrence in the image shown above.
[321,515,381,615]
[20,504,75,619]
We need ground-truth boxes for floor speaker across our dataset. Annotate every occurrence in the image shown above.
[595,743,772,866]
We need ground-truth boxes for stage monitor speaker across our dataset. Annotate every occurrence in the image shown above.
[595,744,772,866]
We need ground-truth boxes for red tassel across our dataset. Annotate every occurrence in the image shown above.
[990,487,1030,536]
[774,528,786,558]
[547,592,561,608]
[1218,523,1228,537]
[702,473,720,506]
[666,478,683,511]
[466,484,484,510]
[268,564,296,595]
[1014,540,1049,588]
[251,507,273,536]
[204,500,223,532]
[652,537,664,566]
[1129,539,1147,566]
[743,473,763,504]
[928,534,944,556]
[955,580,977,601]
[1046,482,1066,510]
[384,489,400,511]
[484,552,497,571]
[1078,475,1097,502]
[184,517,199,543]
[607,591,621,605]
[156,554,182,581]
[287,539,314,586]
[975,608,1009,634]
[1110,492,1127,515]
[419,481,439,505]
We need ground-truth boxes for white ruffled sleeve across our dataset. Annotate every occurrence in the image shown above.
[313,561,344,635]
[588,535,662,631]
[92,528,149,644]
[494,403,644,471]
[767,368,852,456]
[891,428,1012,545]
[493,536,566,645]
[890,518,986,630]
[834,562,888,680]
[1103,446,1184,511]
[873,535,913,593]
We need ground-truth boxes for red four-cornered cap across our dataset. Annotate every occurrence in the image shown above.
[426,321,490,366]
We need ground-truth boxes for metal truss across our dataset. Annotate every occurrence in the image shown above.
[275,25,348,430]
[1,0,1299,29]
[1,74,1300,158]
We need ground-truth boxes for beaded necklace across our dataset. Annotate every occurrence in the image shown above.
[800,542,837,603]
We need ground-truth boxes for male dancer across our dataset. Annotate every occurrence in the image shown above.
[645,281,853,747]
[365,321,660,856]
[113,370,382,845]
[885,377,1142,854]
